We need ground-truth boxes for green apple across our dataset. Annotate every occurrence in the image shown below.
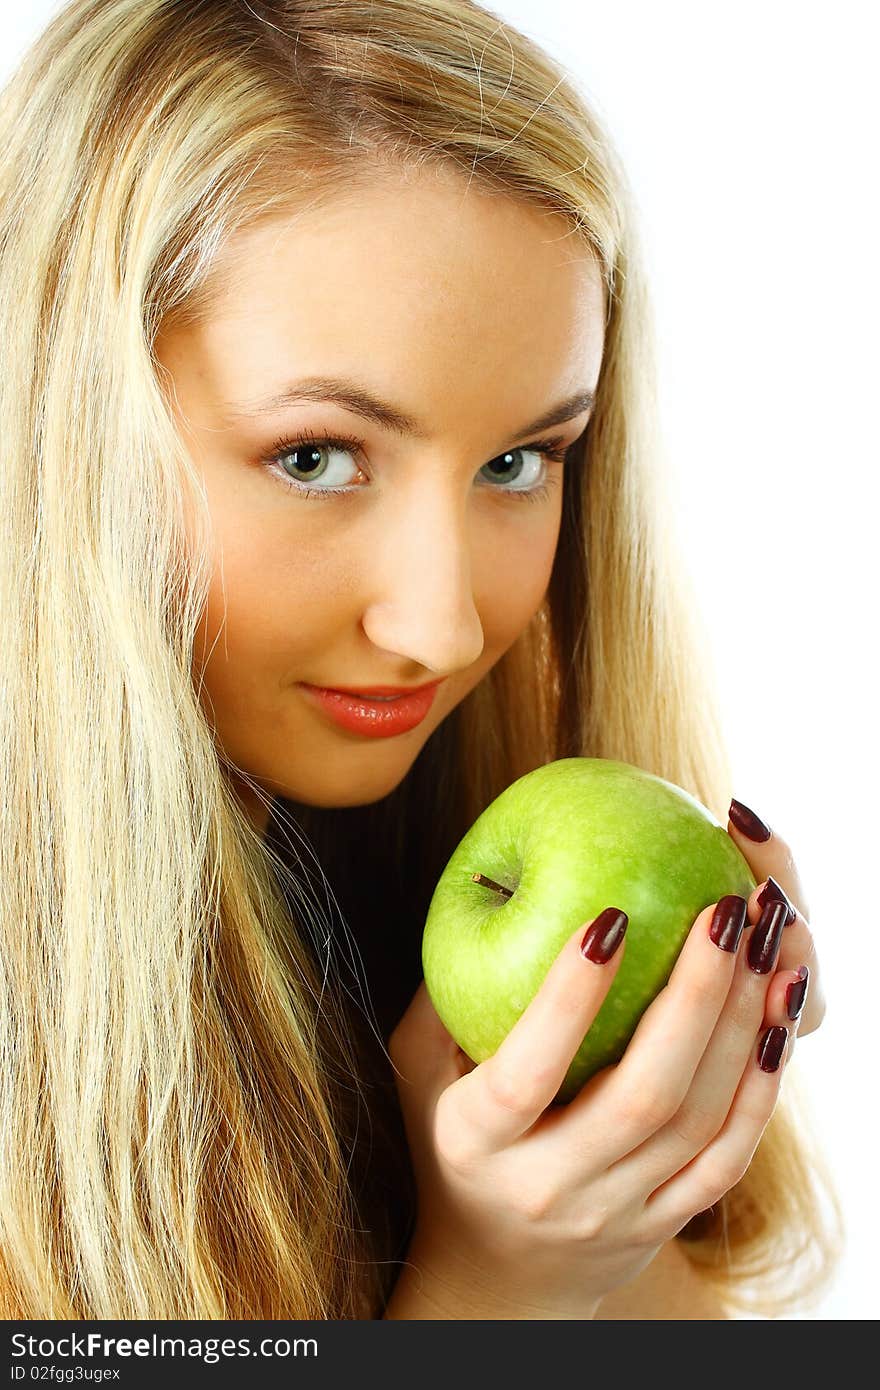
[422,757,756,1104]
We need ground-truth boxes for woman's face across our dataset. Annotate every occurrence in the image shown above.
[156,163,605,834]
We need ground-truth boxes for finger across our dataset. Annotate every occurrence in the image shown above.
[452,908,628,1156]
[760,964,810,1071]
[763,963,810,1028]
[388,980,472,1112]
[602,897,785,1186]
[640,1020,791,1243]
[747,886,824,1036]
[727,797,810,920]
[554,896,748,1167]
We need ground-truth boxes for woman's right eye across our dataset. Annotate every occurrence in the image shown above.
[263,433,366,500]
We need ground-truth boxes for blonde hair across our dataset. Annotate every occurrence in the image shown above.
[0,0,842,1318]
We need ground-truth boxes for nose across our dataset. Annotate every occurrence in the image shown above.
[360,484,485,678]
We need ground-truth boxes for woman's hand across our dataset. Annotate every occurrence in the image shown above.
[387,892,809,1320]
[727,796,824,1035]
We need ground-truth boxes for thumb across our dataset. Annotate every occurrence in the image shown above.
[388,979,474,1110]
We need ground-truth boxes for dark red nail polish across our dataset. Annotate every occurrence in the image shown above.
[757,874,797,926]
[729,798,772,842]
[785,966,810,1021]
[757,1025,789,1072]
[581,908,628,964]
[709,895,748,952]
[747,900,788,973]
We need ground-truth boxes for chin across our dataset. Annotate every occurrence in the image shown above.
[287,762,414,810]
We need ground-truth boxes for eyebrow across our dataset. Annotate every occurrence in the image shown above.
[223,376,596,439]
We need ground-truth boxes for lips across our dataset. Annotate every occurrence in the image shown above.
[299,680,443,737]
[312,682,442,698]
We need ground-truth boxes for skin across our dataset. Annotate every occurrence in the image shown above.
[156,160,824,1317]
[155,162,605,834]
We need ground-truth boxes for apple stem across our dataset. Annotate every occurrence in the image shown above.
[471,872,514,900]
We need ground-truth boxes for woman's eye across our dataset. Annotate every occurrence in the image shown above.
[477,447,547,492]
[271,437,361,490]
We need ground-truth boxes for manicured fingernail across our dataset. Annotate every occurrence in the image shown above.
[709,895,748,952]
[581,908,628,964]
[785,966,810,1021]
[747,899,788,973]
[729,798,771,842]
[757,1025,789,1072]
[757,874,797,926]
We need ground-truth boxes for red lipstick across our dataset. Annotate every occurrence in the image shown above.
[299,680,443,738]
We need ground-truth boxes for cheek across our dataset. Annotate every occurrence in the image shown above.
[476,504,562,640]
[191,498,335,704]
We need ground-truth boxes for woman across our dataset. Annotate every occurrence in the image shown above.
[0,0,842,1319]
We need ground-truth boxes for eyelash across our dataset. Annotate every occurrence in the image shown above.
[260,426,571,504]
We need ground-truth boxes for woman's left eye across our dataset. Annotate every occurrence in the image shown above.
[260,429,569,504]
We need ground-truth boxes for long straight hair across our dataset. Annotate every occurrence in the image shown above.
[0,0,842,1317]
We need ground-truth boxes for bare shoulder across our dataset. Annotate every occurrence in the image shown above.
[593,1239,730,1321]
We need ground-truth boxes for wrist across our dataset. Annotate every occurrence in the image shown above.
[383,1229,601,1321]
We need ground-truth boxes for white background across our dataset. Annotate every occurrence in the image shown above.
[3,1,877,1319]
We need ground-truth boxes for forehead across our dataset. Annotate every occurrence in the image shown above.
[160,165,606,424]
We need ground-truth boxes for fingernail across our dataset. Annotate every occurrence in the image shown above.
[729,797,772,842]
[757,1025,789,1073]
[757,874,797,926]
[747,899,788,973]
[709,895,748,952]
[785,966,810,1022]
[581,908,628,964]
